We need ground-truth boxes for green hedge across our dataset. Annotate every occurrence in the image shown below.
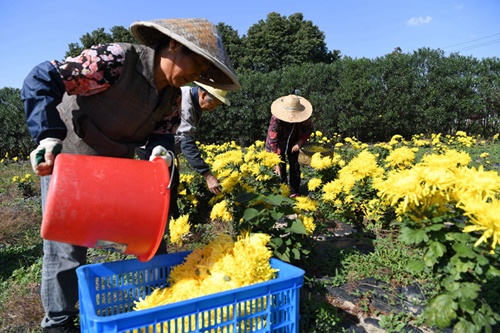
[0,88,34,159]
[199,48,500,145]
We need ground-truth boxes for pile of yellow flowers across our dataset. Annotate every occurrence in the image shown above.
[134,232,277,311]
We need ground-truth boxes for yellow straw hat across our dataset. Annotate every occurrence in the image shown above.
[130,18,240,91]
[195,81,230,106]
[271,94,313,123]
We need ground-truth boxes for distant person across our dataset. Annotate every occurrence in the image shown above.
[21,17,239,333]
[141,81,229,223]
[265,94,313,197]
[175,82,231,194]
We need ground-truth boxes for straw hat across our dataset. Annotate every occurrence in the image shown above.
[130,18,240,91]
[195,81,230,106]
[271,94,313,123]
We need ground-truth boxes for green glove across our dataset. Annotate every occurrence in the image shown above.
[30,138,63,171]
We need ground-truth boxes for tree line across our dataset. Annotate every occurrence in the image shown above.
[199,48,500,146]
[1,12,499,157]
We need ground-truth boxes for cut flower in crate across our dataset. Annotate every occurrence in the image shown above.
[134,232,277,311]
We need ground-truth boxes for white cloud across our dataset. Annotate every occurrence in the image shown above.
[407,16,433,26]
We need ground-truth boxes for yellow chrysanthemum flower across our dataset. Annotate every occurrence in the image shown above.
[310,153,332,170]
[254,140,265,148]
[210,200,233,222]
[454,165,500,203]
[293,196,318,212]
[211,150,243,172]
[301,215,316,235]
[385,146,415,169]
[308,178,322,191]
[322,180,343,203]
[461,198,500,250]
[421,149,471,168]
[179,174,195,184]
[220,171,241,193]
[341,150,384,181]
[480,152,490,158]
[388,134,404,146]
[255,150,282,168]
[169,214,191,245]
[279,183,291,197]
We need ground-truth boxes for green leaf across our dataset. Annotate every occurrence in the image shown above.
[429,240,446,257]
[406,260,425,273]
[292,248,301,260]
[425,294,458,329]
[487,265,500,277]
[442,278,460,292]
[243,208,261,221]
[471,309,496,330]
[399,226,428,244]
[270,210,284,221]
[235,192,260,204]
[286,220,308,235]
[274,247,290,262]
[425,223,447,231]
[454,318,479,333]
[450,255,475,273]
[266,194,288,206]
[476,255,488,266]
[424,241,446,267]
[456,282,480,300]
[452,243,476,259]
[457,297,476,315]
[447,232,473,243]
[269,237,283,249]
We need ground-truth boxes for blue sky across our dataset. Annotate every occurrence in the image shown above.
[1,0,498,89]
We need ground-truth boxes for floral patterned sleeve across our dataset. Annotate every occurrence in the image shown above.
[50,44,125,96]
[265,115,281,154]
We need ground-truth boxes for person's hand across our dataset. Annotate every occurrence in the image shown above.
[291,144,301,153]
[30,138,63,176]
[273,165,281,176]
[149,145,173,166]
[203,172,221,194]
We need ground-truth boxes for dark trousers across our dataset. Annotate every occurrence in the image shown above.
[279,149,301,195]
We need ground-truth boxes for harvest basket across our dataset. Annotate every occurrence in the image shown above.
[76,251,305,333]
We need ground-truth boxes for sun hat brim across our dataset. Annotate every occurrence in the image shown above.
[271,95,313,123]
[195,81,231,106]
[130,18,240,91]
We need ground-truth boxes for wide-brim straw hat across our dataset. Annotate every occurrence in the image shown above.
[130,18,240,91]
[271,94,313,123]
[195,81,230,106]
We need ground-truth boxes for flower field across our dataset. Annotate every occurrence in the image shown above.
[172,131,500,332]
[1,131,499,332]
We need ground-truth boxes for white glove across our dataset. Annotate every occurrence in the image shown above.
[149,145,173,166]
[30,138,63,172]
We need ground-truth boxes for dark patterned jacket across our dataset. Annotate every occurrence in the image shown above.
[265,115,313,155]
[22,43,180,157]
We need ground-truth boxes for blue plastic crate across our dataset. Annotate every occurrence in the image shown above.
[76,251,305,332]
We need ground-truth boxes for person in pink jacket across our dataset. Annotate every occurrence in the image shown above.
[265,94,313,197]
